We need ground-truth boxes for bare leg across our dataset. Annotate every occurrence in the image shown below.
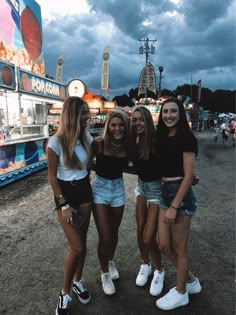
[171,215,191,293]
[57,201,91,294]
[136,196,149,263]
[143,203,162,270]
[109,205,125,260]
[158,209,193,292]
[158,209,177,266]
[73,204,91,281]
[92,203,124,272]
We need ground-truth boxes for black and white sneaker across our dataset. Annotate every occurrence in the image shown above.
[55,291,72,315]
[73,280,91,304]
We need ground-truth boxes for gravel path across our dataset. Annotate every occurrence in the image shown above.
[0,130,235,315]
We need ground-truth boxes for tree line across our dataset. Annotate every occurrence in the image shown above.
[112,84,235,114]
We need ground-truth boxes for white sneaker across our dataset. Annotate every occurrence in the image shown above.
[186,277,202,294]
[156,287,189,310]
[136,263,152,286]
[149,269,165,296]
[109,260,119,280]
[101,272,116,295]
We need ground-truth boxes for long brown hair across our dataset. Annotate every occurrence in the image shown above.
[131,106,156,160]
[56,96,91,168]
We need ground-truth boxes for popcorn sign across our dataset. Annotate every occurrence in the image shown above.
[18,69,66,100]
[31,77,60,97]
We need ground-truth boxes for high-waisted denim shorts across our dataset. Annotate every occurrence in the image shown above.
[160,179,197,216]
[134,178,161,205]
[56,175,92,209]
[92,175,126,207]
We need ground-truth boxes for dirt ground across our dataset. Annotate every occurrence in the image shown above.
[0,130,235,315]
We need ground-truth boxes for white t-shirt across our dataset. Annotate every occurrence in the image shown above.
[47,132,93,180]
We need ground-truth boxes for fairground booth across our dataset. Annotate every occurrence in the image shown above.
[0,0,116,187]
[0,0,65,186]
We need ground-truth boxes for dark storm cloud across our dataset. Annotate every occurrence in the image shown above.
[43,13,103,80]
[181,0,233,30]
[86,0,180,39]
[41,0,235,96]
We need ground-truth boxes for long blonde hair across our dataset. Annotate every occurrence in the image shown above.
[56,96,91,169]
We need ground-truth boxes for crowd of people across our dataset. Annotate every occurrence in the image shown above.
[212,116,236,147]
[47,96,202,315]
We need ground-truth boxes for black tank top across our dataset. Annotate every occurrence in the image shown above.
[95,143,129,180]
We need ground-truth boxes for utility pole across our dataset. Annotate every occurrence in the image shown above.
[139,37,156,102]
[158,66,164,99]
[190,74,193,103]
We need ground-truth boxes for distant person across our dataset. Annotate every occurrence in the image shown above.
[47,97,92,315]
[130,106,164,297]
[209,118,214,130]
[197,119,204,132]
[155,97,201,311]
[91,109,133,295]
[220,122,229,146]
[230,117,236,147]
[213,124,220,144]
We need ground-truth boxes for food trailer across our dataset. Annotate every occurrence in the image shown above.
[0,61,66,187]
[0,0,67,186]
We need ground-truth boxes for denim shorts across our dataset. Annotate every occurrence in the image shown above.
[160,179,197,216]
[134,178,161,205]
[55,175,92,209]
[92,175,126,207]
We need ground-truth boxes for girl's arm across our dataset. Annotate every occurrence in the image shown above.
[47,147,64,201]
[164,152,195,223]
[47,148,75,218]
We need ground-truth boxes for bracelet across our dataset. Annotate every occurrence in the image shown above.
[61,204,70,211]
[170,204,178,210]
[54,201,68,211]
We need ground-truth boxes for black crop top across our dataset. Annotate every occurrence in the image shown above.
[133,153,161,182]
[159,133,198,177]
[95,152,129,180]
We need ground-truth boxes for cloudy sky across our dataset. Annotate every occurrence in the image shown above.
[37,0,235,98]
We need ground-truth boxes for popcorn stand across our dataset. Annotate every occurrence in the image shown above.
[0,0,115,187]
[0,0,66,186]
[0,61,66,187]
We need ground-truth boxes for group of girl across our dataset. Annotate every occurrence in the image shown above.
[47,96,201,315]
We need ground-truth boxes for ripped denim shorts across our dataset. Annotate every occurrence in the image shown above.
[160,179,197,216]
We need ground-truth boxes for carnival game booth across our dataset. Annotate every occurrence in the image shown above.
[67,79,116,136]
[0,62,66,187]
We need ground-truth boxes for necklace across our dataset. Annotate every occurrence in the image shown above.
[111,141,121,148]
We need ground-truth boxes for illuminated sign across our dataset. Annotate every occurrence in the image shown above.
[18,69,66,100]
[67,79,86,97]
[104,101,115,109]
[87,100,102,109]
